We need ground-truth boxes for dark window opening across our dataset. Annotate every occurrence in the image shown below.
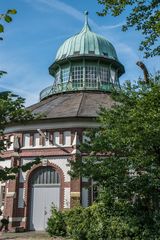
[92,185,98,202]
[74,51,80,55]
[89,51,95,54]
[103,52,108,56]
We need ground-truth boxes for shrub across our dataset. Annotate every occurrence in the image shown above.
[47,204,109,240]
[47,206,66,237]
[65,204,109,240]
[65,206,89,240]
[47,202,160,239]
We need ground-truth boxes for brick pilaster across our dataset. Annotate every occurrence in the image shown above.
[4,155,20,228]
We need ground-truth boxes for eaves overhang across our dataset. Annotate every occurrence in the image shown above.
[49,55,125,77]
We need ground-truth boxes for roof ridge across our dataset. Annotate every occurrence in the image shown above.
[77,92,86,117]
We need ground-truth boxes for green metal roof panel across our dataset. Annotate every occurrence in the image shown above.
[55,12,119,62]
[80,34,85,54]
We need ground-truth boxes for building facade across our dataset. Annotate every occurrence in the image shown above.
[0,12,125,231]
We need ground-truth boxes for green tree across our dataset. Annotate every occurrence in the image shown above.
[70,73,160,238]
[0,92,40,181]
[97,0,160,58]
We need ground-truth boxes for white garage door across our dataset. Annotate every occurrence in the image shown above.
[29,167,60,231]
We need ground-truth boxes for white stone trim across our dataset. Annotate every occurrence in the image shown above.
[48,157,70,182]
[20,144,72,150]
[6,192,16,197]
[21,157,70,182]
[5,121,99,134]
[64,188,70,208]
[0,159,11,169]
[19,159,33,182]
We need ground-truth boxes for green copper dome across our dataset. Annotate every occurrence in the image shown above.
[40,11,125,101]
[55,11,118,62]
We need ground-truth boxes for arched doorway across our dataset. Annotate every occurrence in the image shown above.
[29,167,60,231]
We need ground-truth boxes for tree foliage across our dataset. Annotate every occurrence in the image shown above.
[97,0,160,58]
[70,73,160,238]
[0,92,40,181]
[47,206,67,237]
[0,9,17,38]
[47,202,158,239]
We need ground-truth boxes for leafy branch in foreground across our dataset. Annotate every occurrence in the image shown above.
[97,0,160,58]
[0,9,17,39]
[0,157,41,181]
[0,92,41,181]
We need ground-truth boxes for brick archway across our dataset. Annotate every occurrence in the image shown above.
[24,161,65,230]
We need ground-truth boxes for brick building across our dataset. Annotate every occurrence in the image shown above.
[0,12,125,231]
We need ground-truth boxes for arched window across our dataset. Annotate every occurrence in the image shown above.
[31,167,60,185]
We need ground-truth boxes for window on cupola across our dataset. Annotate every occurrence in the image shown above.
[61,68,70,83]
[103,52,108,57]
[89,51,95,54]
[85,66,97,88]
[72,66,83,89]
[55,70,61,84]
[62,54,66,58]
[74,51,80,55]
[100,66,110,87]
[110,68,117,84]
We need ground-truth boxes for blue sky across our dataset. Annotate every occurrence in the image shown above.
[0,0,159,106]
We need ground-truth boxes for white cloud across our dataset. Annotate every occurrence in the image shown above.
[25,0,123,30]
[100,22,124,30]
[26,0,83,22]
[115,43,139,61]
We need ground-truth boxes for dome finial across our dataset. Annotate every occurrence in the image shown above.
[82,10,91,31]
[84,10,89,26]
